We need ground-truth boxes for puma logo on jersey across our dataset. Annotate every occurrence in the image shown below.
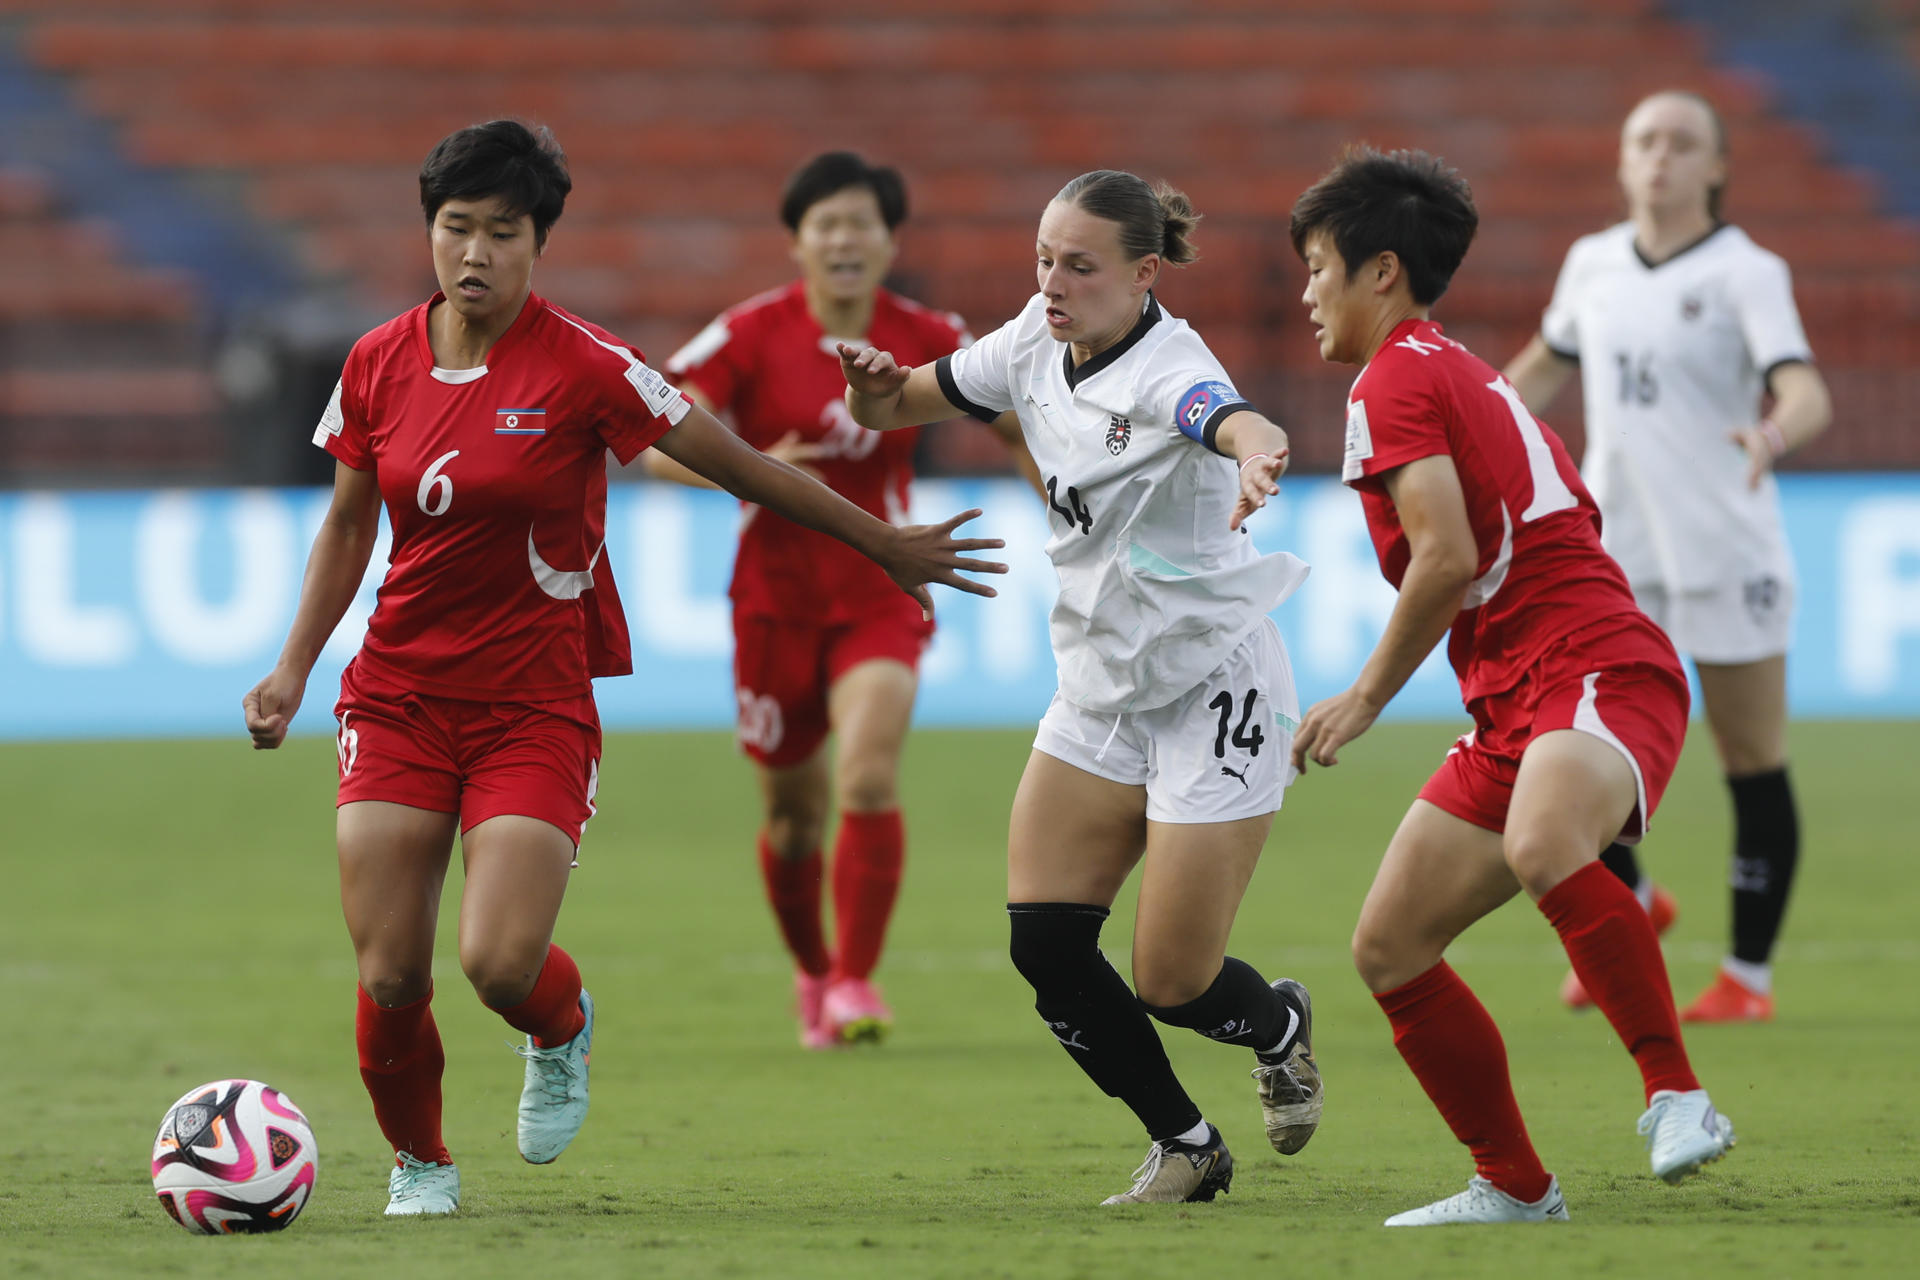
[1680,294,1704,321]
[1220,763,1250,788]
[1105,415,1132,455]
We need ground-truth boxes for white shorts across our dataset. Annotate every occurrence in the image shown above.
[1634,574,1794,665]
[1033,618,1299,824]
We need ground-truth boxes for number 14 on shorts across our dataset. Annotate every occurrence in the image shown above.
[1209,688,1264,758]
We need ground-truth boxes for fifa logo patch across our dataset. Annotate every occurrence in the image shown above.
[1105,415,1132,455]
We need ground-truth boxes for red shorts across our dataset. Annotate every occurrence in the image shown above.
[732,598,932,768]
[1419,622,1689,844]
[332,658,602,846]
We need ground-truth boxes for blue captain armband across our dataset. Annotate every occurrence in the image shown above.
[1175,381,1251,454]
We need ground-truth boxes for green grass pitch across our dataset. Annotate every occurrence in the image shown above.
[3,721,1916,1278]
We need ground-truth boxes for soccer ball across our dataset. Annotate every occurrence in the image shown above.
[151,1079,319,1234]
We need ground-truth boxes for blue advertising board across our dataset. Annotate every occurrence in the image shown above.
[1,475,1917,740]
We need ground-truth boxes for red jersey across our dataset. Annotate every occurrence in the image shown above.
[665,280,970,622]
[314,291,692,702]
[1342,318,1651,703]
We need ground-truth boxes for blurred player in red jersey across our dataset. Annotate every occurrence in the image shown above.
[1286,147,1734,1226]
[648,152,1039,1048]
[241,122,1005,1217]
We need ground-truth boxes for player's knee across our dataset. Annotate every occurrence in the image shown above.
[1351,922,1410,993]
[835,759,898,814]
[1503,828,1582,898]
[1132,957,1212,1009]
[461,951,539,1010]
[1008,903,1108,994]
[764,808,827,859]
[359,968,432,1009]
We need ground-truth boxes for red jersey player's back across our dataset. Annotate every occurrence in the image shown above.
[1342,317,1653,703]
[319,291,690,701]
[667,280,969,622]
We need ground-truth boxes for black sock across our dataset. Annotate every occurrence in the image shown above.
[1597,842,1644,893]
[1141,957,1302,1059]
[1729,767,1799,965]
[1007,903,1200,1143]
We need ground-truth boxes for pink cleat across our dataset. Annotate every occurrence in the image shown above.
[822,976,892,1045]
[795,971,836,1050]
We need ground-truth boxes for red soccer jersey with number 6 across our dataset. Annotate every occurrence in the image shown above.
[313,291,691,702]
[1342,318,1658,704]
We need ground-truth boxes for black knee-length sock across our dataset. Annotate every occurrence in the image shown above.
[1141,956,1303,1059]
[1007,903,1201,1143]
[1729,767,1799,965]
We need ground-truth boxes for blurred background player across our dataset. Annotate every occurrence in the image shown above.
[649,152,1039,1048]
[840,170,1323,1205]
[1290,146,1734,1225]
[1504,91,1832,1022]
[242,121,1007,1216]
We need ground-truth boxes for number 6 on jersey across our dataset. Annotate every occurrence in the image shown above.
[417,449,460,517]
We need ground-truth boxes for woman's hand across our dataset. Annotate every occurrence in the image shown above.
[1230,449,1290,530]
[871,508,1009,620]
[838,343,913,401]
[243,664,309,750]
[1291,684,1384,772]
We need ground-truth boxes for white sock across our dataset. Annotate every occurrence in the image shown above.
[1258,1003,1303,1058]
[1722,956,1772,995]
[1169,1119,1211,1147]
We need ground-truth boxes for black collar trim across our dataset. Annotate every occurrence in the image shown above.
[1632,222,1728,270]
[1063,293,1162,390]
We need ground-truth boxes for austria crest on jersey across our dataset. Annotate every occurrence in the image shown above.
[1105,415,1132,455]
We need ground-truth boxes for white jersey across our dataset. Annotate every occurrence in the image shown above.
[1541,222,1812,591]
[938,292,1308,713]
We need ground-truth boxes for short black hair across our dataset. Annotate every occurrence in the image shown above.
[419,120,571,247]
[1288,146,1478,306]
[779,151,907,232]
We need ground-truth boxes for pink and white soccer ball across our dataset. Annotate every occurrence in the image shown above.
[151,1079,319,1234]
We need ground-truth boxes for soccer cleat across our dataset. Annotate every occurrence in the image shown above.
[796,970,836,1051]
[1639,1088,1736,1183]
[384,1151,459,1217]
[513,989,592,1165]
[1100,1125,1234,1205]
[1251,977,1323,1155]
[1679,968,1773,1023]
[1383,1175,1568,1226]
[1562,884,1678,1009]
[822,976,892,1045]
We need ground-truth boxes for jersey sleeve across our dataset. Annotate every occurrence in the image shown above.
[934,314,1017,423]
[310,347,372,470]
[1539,239,1589,360]
[1136,337,1253,455]
[664,313,744,412]
[1727,249,1814,377]
[582,341,694,465]
[1342,357,1450,487]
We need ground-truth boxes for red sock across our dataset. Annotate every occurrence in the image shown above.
[492,944,586,1049]
[758,834,831,977]
[1375,963,1552,1203]
[356,986,450,1166]
[832,809,904,982]
[1539,861,1699,1100]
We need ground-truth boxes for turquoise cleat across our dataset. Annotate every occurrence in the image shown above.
[385,1151,459,1216]
[514,990,593,1165]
